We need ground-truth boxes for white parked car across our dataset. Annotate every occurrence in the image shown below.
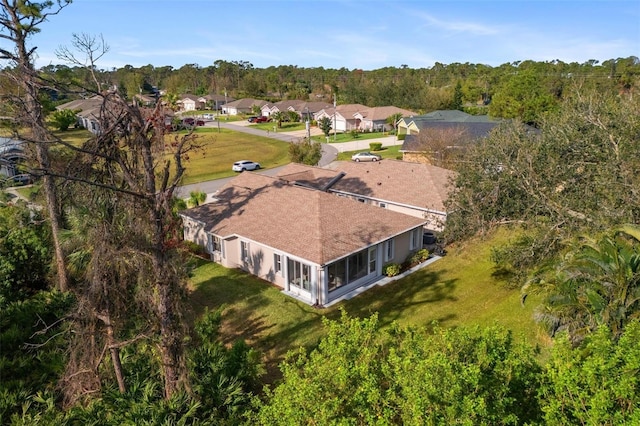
[351,152,382,162]
[232,160,261,172]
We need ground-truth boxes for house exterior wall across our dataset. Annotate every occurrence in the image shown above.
[182,99,196,111]
[181,216,426,306]
[182,216,210,250]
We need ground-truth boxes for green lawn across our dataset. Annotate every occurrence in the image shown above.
[337,145,403,161]
[253,122,306,131]
[313,131,390,143]
[188,226,549,382]
[166,127,291,184]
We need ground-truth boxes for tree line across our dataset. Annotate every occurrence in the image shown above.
[38,55,640,127]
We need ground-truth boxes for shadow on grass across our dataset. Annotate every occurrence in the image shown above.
[341,267,458,328]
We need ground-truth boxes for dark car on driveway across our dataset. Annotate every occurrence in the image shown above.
[183,117,205,127]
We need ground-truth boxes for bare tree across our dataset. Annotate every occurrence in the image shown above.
[414,126,472,168]
[0,0,72,292]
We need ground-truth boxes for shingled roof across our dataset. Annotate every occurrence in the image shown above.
[325,160,456,213]
[181,172,426,265]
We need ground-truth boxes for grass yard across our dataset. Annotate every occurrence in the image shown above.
[164,127,291,184]
[337,145,403,161]
[188,226,550,383]
[313,131,389,143]
[252,122,306,132]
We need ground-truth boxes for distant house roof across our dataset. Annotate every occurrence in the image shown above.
[56,96,103,113]
[182,172,426,265]
[179,94,200,102]
[356,106,418,121]
[224,98,268,109]
[411,110,498,123]
[200,94,234,103]
[401,121,501,152]
[400,110,502,152]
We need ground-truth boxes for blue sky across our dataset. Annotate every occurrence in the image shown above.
[27,0,640,70]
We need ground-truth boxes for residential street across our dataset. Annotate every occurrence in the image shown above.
[175,119,402,199]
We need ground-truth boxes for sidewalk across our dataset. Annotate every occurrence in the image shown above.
[326,135,401,153]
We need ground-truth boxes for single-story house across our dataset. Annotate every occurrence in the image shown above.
[198,94,234,111]
[314,104,369,133]
[177,94,202,111]
[56,96,104,134]
[180,172,426,306]
[354,106,417,132]
[222,98,268,115]
[260,100,333,120]
[397,110,501,163]
[277,160,456,232]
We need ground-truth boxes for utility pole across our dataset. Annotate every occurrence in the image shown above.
[305,106,311,141]
[333,95,337,142]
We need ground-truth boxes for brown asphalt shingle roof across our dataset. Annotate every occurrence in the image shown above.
[182,172,426,265]
[324,160,456,213]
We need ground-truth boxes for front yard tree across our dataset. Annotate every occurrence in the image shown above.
[48,108,78,131]
[385,112,403,133]
[318,116,332,138]
[271,111,285,128]
[289,138,322,166]
[0,0,72,292]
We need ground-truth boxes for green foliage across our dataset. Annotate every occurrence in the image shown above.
[0,204,53,305]
[369,142,382,151]
[452,80,463,110]
[188,191,206,208]
[0,290,73,423]
[349,129,359,139]
[524,228,640,343]
[254,311,542,425]
[288,139,322,166]
[286,110,300,123]
[383,262,400,277]
[408,248,430,265]
[397,133,406,140]
[539,321,640,424]
[445,87,640,278]
[190,308,264,421]
[318,116,332,137]
[489,69,559,126]
[48,108,78,131]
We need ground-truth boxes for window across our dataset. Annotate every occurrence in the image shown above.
[328,246,378,293]
[368,247,377,274]
[274,254,282,275]
[384,239,394,261]
[212,236,225,259]
[241,241,249,261]
[410,229,421,250]
[288,258,311,291]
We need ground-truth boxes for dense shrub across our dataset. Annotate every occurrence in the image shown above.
[383,263,401,277]
[369,142,382,151]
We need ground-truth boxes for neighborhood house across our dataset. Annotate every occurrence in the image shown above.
[180,172,426,307]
